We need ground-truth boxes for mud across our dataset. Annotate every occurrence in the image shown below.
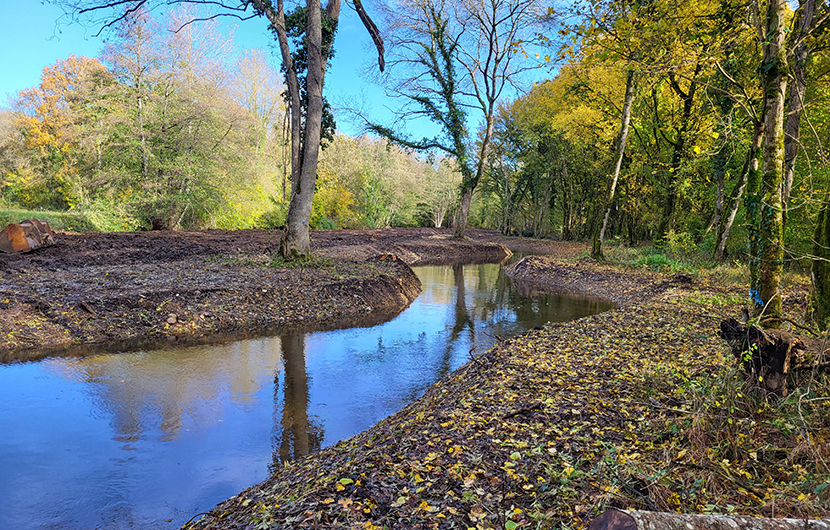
[0,228,541,361]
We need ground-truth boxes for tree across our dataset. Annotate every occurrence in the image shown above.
[368,0,539,238]
[50,0,384,257]
[591,68,635,259]
[14,55,115,209]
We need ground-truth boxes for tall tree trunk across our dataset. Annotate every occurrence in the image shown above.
[253,0,381,258]
[783,0,815,231]
[657,65,702,240]
[454,113,495,239]
[561,155,573,240]
[756,0,788,321]
[715,124,761,260]
[705,108,733,236]
[282,0,328,259]
[745,121,765,302]
[810,194,830,329]
[592,69,636,259]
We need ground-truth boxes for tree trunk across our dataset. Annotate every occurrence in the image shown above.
[657,65,702,241]
[281,0,328,259]
[455,111,496,239]
[561,156,573,240]
[590,509,830,530]
[783,0,815,231]
[454,187,474,239]
[705,161,725,235]
[810,196,830,329]
[757,0,788,322]
[715,124,761,260]
[592,69,636,259]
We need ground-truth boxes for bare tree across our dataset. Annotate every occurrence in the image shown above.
[369,0,539,238]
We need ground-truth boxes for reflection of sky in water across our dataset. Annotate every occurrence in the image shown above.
[0,263,614,530]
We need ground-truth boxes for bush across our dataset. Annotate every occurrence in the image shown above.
[631,253,685,272]
[664,230,696,254]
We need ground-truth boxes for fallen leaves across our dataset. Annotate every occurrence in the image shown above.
[185,258,828,530]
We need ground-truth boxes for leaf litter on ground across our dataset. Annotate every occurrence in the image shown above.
[187,254,829,530]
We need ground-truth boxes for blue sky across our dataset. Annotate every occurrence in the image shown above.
[0,2,548,139]
[0,1,404,137]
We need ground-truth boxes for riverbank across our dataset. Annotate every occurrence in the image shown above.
[2,227,826,528]
[186,249,829,529]
[0,228,514,362]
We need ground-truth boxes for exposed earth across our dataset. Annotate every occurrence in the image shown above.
[2,227,827,529]
[0,228,587,362]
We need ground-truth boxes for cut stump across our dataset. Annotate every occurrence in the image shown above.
[0,218,56,253]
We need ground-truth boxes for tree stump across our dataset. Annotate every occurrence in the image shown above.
[589,509,830,530]
[719,318,804,397]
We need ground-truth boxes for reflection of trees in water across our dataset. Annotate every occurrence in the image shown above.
[270,333,324,470]
[56,341,278,443]
[436,264,476,380]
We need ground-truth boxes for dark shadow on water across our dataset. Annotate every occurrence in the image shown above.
[270,333,323,469]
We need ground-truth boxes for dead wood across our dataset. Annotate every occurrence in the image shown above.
[589,509,830,530]
[719,318,829,397]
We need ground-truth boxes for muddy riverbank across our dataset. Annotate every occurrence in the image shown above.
[0,228,552,361]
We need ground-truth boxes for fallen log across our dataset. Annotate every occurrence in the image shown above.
[589,509,830,530]
[0,218,56,253]
[718,318,829,397]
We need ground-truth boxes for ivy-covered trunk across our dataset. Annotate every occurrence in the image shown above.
[810,197,830,329]
[755,0,788,322]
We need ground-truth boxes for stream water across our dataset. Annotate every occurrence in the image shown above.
[0,262,614,530]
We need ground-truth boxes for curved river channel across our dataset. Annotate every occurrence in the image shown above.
[0,262,614,530]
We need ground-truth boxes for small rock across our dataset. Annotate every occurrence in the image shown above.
[167,314,177,324]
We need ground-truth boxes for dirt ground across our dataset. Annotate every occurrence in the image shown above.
[4,227,826,528]
[0,228,581,362]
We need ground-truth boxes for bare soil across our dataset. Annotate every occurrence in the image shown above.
[0,228,563,362]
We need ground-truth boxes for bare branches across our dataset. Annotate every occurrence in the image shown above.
[353,0,385,71]
[173,12,258,33]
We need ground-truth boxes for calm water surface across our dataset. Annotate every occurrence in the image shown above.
[0,263,614,529]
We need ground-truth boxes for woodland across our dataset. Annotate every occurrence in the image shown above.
[3,0,830,325]
[1,0,830,526]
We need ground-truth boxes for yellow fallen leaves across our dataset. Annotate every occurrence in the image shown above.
[186,267,828,530]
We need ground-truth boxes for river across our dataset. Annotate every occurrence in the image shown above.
[0,262,613,529]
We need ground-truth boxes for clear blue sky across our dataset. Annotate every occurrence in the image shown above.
[0,2,547,139]
[0,1,406,137]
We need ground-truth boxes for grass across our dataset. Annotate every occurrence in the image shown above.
[0,207,97,232]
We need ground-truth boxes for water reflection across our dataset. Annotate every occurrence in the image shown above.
[0,262,614,530]
[271,333,323,468]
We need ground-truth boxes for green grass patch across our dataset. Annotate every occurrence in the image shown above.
[0,206,141,233]
[0,208,95,232]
